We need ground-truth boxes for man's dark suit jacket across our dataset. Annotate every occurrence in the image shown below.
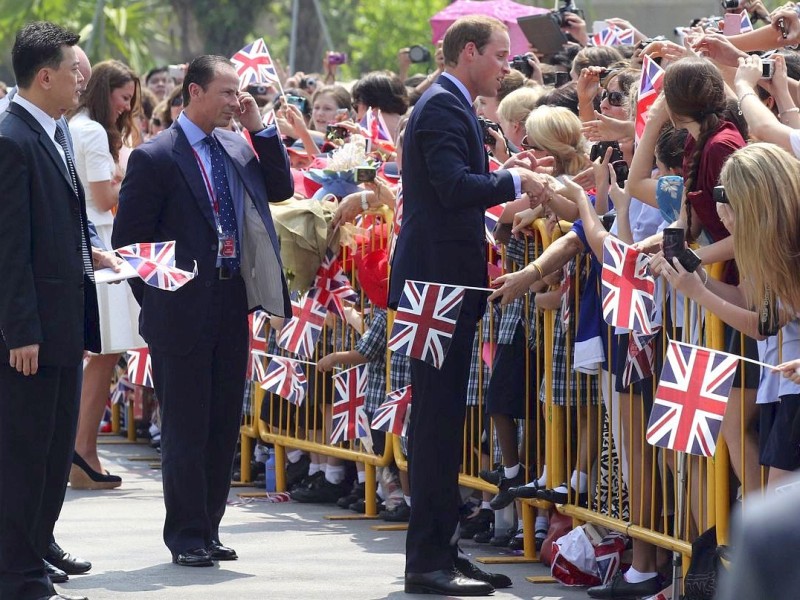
[388,75,515,318]
[112,122,293,354]
[0,102,100,364]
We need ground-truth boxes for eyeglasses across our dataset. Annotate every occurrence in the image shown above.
[170,95,183,107]
[599,90,626,107]
[520,135,544,151]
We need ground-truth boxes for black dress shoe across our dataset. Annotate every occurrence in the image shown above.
[509,481,542,499]
[172,548,214,567]
[336,481,365,509]
[478,464,504,485]
[289,471,324,494]
[285,455,310,491]
[536,484,588,506]
[292,476,348,504]
[489,470,525,510]
[379,500,410,522]
[404,568,494,596]
[455,557,512,589]
[44,560,68,583]
[459,508,493,538]
[587,571,662,599]
[208,541,238,561]
[46,542,91,575]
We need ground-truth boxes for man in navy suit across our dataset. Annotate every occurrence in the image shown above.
[113,55,293,568]
[389,15,547,597]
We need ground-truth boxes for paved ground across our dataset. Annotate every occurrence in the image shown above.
[53,440,590,600]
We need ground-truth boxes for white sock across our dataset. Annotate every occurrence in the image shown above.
[624,567,657,583]
[480,501,492,511]
[503,463,520,479]
[404,495,412,508]
[535,516,549,535]
[357,470,366,484]
[286,450,303,464]
[517,519,524,530]
[570,470,588,493]
[536,465,547,488]
[308,463,321,476]
[325,465,345,485]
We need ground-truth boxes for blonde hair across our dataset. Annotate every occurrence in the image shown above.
[524,105,588,176]
[720,143,800,312]
[497,87,543,127]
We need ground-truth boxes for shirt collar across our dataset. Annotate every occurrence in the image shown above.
[12,93,58,141]
[177,111,210,147]
[441,72,473,107]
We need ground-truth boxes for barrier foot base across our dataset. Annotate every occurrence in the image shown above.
[476,556,539,565]
[325,514,380,521]
[98,436,149,445]
[370,523,408,531]
[526,575,557,584]
[126,456,160,461]
[148,462,162,469]
[230,480,260,488]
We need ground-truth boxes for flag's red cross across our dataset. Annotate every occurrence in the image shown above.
[407,286,458,359]
[283,297,326,354]
[602,240,654,333]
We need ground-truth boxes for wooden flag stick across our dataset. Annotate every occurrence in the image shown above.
[265,353,316,366]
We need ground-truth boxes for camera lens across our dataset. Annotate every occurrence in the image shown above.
[408,45,431,63]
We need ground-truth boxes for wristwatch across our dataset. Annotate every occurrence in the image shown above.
[360,191,369,211]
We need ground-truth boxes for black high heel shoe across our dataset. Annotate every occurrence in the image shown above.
[69,453,121,490]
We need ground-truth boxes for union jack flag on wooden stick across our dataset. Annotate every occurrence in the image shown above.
[635,55,665,142]
[260,356,307,405]
[247,310,269,381]
[371,385,412,435]
[646,340,738,456]
[388,281,465,369]
[309,248,359,319]
[230,38,280,89]
[277,294,328,359]
[116,241,197,291]
[330,365,367,443]
[601,237,656,334]
[127,347,153,388]
[620,330,658,388]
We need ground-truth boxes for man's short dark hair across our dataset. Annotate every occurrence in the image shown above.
[145,66,169,84]
[442,16,507,68]
[12,21,80,89]
[182,55,234,106]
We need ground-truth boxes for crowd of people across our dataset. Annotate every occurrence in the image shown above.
[4,0,800,597]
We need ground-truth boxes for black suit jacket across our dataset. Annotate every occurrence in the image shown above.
[0,102,100,366]
[112,122,293,355]
[388,75,516,317]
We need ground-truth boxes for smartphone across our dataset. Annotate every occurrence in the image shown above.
[354,166,377,183]
[676,248,701,273]
[611,160,629,186]
[662,227,685,261]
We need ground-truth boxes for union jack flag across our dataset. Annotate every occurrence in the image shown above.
[371,385,412,435]
[591,28,619,46]
[127,347,153,388]
[614,28,635,45]
[110,374,133,405]
[601,237,656,334]
[360,107,395,153]
[308,248,359,319]
[620,330,658,388]
[247,310,269,381]
[635,55,665,142]
[230,38,280,88]
[484,204,506,247]
[260,356,307,405]
[388,281,465,369]
[277,293,328,359]
[330,365,367,443]
[646,341,738,456]
[116,241,196,291]
[739,10,754,34]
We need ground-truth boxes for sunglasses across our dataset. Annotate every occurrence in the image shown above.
[599,90,626,107]
[170,95,183,107]
[520,135,544,152]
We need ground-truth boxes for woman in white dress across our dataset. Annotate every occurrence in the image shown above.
[68,60,144,489]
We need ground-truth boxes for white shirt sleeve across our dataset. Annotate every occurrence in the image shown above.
[790,129,800,160]
[71,118,114,183]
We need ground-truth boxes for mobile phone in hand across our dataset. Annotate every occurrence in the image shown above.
[662,228,684,261]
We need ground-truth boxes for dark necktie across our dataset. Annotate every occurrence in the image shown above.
[204,135,240,272]
[54,123,95,282]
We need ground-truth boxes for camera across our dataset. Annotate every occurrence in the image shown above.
[611,160,629,186]
[551,0,585,27]
[662,227,685,261]
[354,166,377,183]
[601,210,616,232]
[326,124,349,141]
[510,55,534,78]
[327,52,347,65]
[677,248,702,273]
[478,117,502,146]
[762,59,775,79]
[408,45,431,63]
[590,141,622,163]
[542,71,570,87]
[246,84,269,96]
[285,94,309,114]
[713,185,728,204]
[721,0,742,8]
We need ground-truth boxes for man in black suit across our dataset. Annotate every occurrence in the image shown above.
[389,15,547,597]
[113,55,293,568]
[0,22,109,600]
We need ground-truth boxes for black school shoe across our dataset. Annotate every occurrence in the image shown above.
[291,476,348,503]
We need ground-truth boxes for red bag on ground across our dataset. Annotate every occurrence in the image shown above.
[540,510,572,567]
[551,525,602,587]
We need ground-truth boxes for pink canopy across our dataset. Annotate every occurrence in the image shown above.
[430,0,550,57]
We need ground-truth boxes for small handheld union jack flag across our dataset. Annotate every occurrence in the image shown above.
[127,347,154,388]
[360,107,396,153]
[388,281,465,369]
[371,385,412,436]
[646,340,738,456]
[308,248,359,319]
[116,241,197,291]
[738,10,754,34]
[601,237,656,335]
[484,204,506,247]
[247,310,269,381]
[330,365,367,444]
[620,330,658,388]
[260,356,308,405]
[231,38,280,89]
[277,293,328,359]
[635,54,665,142]
[110,374,133,405]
